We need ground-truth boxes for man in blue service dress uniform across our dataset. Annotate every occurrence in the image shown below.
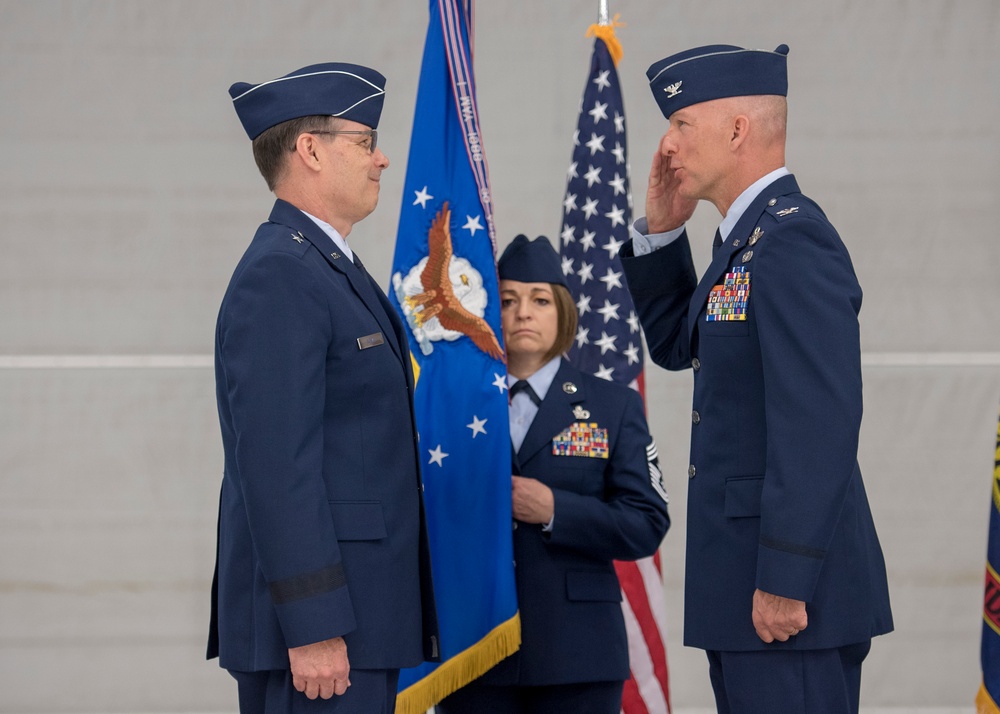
[619,45,892,713]
[207,63,438,714]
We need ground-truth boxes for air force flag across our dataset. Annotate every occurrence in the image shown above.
[390,2,519,712]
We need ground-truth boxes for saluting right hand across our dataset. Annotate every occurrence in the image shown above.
[645,147,698,234]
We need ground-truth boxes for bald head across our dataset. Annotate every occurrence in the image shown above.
[716,94,787,150]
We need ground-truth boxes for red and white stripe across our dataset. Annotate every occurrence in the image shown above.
[617,552,671,714]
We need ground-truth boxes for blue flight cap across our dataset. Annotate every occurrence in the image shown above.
[498,235,567,288]
[647,44,789,119]
[229,62,386,139]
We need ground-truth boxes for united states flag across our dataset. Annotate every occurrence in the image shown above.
[559,24,672,714]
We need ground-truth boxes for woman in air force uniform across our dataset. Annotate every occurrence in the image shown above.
[437,235,670,714]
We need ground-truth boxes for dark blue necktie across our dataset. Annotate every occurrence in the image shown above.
[712,228,723,257]
[509,380,541,406]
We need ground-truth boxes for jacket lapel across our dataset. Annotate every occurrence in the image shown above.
[267,200,405,364]
[517,361,587,465]
[353,254,410,363]
[686,174,800,343]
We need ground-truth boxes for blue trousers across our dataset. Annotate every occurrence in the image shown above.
[229,668,400,714]
[706,641,871,714]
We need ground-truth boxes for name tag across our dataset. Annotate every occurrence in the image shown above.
[357,332,385,350]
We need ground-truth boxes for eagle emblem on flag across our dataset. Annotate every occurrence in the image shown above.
[393,202,504,359]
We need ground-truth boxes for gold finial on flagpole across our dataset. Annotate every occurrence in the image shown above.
[588,0,624,65]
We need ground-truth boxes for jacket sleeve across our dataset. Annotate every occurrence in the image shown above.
[545,388,670,561]
[752,215,865,602]
[620,232,698,371]
[218,250,357,648]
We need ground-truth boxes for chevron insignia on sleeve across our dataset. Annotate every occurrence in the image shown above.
[647,439,668,503]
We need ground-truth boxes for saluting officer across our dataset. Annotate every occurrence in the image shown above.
[620,45,893,713]
[208,63,438,714]
[438,235,669,714]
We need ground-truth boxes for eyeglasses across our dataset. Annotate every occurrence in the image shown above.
[299,129,378,154]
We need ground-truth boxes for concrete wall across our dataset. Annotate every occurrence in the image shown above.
[1,0,998,710]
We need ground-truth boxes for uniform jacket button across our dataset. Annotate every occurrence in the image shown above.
[688,464,696,479]
[692,357,701,371]
[692,410,701,424]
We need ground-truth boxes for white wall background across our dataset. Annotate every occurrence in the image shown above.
[1,0,998,710]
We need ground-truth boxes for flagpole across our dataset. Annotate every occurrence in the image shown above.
[563,9,672,712]
[597,0,610,26]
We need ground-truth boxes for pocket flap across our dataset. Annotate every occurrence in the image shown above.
[329,501,387,541]
[565,571,622,602]
[724,476,764,518]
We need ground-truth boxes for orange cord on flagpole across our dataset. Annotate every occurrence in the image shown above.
[586,13,625,66]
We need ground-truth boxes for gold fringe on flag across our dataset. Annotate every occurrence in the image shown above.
[395,613,521,714]
[586,13,626,67]
[980,680,1000,713]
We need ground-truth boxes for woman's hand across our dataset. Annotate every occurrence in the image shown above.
[511,476,554,524]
